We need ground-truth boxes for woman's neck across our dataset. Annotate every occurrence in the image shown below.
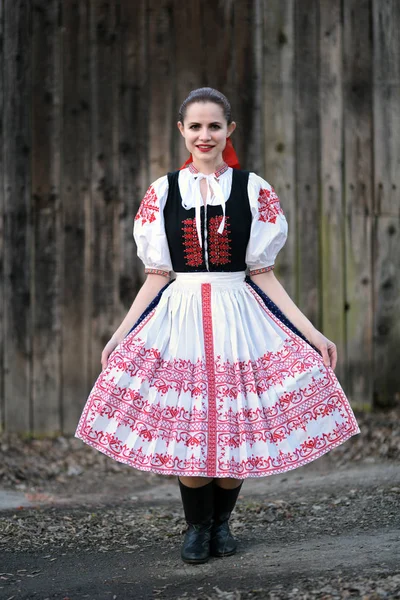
[191,158,225,175]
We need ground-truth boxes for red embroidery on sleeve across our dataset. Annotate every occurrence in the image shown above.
[208,216,231,265]
[144,268,170,278]
[182,218,203,266]
[249,266,275,276]
[135,186,159,225]
[257,187,284,224]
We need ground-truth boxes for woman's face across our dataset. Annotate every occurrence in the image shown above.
[177,102,236,166]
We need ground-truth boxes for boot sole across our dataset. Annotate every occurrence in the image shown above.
[181,556,210,564]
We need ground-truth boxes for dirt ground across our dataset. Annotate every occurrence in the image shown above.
[0,408,399,599]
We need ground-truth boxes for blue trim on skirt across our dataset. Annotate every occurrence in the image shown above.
[124,279,175,337]
[244,276,321,356]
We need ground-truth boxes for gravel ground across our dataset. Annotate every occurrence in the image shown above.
[0,406,399,599]
[175,574,400,599]
[1,485,399,554]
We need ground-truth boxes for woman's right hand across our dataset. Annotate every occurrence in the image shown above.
[101,337,120,371]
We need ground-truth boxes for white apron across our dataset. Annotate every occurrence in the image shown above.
[74,271,361,478]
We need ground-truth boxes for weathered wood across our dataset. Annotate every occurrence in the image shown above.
[372,0,400,217]
[3,0,33,432]
[372,0,400,407]
[319,0,345,383]
[2,0,400,432]
[242,0,263,172]
[172,0,203,168]
[373,217,400,407]
[199,1,231,90]
[119,0,149,303]
[148,0,173,183]
[229,1,253,167]
[31,0,62,434]
[343,0,374,408]
[0,0,4,431]
[89,0,120,383]
[262,0,295,298]
[294,0,320,326]
[61,0,92,433]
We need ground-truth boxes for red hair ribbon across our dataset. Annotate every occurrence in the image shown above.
[179,137,241,170]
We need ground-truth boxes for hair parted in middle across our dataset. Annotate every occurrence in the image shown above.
[178,87,232,124]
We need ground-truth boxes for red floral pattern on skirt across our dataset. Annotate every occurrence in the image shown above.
[75,284,360,478]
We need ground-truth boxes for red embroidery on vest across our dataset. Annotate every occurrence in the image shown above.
[257,187,284,223]
[182,218,203,266]
[135,186,159,225]
[208,216,232,265]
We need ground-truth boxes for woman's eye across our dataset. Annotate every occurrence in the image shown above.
[188,124,221,130]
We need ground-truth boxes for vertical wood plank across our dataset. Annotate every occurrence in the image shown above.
[343,0,374,408]
[373,217,400,407]
[229,1,253,167]
[199,1,231,90]
[171,0,202,168]
[246,0,263,173]
[319,0,345,383]
[263,0,296,298]
[372,0,400,407]
[31,0,62,434]
[3,0,32,433]
[372,0,400,217]
[148,0,173,183]
[119,0,149,307]
[0,0,4,430]
[294,0,320,326]
[89,0,120,383]
[62,0,91,433]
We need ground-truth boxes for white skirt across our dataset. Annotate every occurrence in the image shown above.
[74,271,361,478]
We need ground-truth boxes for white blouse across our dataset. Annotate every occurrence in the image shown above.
[133,166,288,274]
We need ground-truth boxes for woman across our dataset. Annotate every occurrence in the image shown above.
[75,87,361,564]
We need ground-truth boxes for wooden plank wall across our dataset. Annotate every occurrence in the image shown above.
[0,0,399,434]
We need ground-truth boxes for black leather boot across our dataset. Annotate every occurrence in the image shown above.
[210,480,243,557]
[178,479,214,564]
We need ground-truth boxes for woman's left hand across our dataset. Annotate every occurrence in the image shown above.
[307,328,337,370]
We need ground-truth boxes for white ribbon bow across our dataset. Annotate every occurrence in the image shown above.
[193,173,226,248]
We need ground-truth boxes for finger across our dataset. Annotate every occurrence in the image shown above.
[331,346,337,370]
[326,345,336,370]
[321,345,331,367]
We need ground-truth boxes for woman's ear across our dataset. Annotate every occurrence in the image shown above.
[177,121,185,137]
[227,121,237,137]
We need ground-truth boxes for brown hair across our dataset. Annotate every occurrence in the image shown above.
[178,87,232,124]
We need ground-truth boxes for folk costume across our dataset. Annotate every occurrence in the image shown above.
[74,140,360,562]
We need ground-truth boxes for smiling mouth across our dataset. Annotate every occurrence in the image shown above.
[196,145,214,150]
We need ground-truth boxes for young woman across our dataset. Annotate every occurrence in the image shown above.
[75,88,361,564]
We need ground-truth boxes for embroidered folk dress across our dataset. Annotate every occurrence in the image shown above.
[74,162,361,479]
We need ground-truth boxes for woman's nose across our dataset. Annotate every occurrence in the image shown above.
[199,128,211,140]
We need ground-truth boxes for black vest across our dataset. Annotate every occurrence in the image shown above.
[163,169,252,272]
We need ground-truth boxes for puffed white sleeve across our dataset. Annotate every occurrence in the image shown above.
[245,173,288,275]
[133,175,173,277]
